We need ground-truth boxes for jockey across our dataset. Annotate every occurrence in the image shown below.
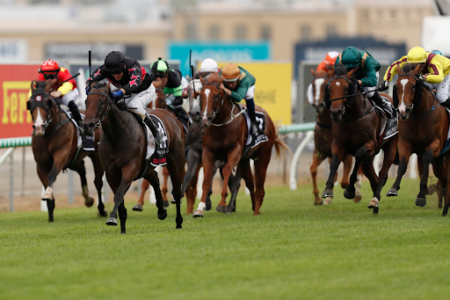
[335,46,394,117]
[220,63,262,135]
[381,46,450,108]
[34,60,82,124]
[85,51,164,144]
[150,58,189,127]
[182,58,219,99]
[307,51,339,104]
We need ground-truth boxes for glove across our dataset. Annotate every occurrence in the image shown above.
[418,74,425,81]
[115,98,127,110]
[111,90,124,98]
[378,80,389,91]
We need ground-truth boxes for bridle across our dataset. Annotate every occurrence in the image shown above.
[202,82,225,121]
[29,92,60,135]
[87,90,112,130]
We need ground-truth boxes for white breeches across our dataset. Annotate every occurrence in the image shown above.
[424,74,450,103]
[126,84,157,117]
[244,85,255,100]
[362,72,379,98]
[59,89,79,106]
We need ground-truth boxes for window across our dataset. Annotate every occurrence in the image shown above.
[208,25,221,40]
[260,25,271,40]
[300,25,311,42]
[235,25,247,40]
[185,21,197,40]
[326,24,337,37]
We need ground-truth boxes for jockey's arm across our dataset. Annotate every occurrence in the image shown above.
[423,60,444,83]
[360,59,378,87]
[383,56,407,82]
[163,85,183,105]
[86,66,107,89]
[122,63,143,95]
[229,83,249,102]
[57,82,73,96]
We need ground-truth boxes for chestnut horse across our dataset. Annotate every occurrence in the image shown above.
[385,64,450,215]
[82,83,185,233]
[309,69,362,205]
[192,74,288,217]
[29,81,106,222]
[321,66,398,214]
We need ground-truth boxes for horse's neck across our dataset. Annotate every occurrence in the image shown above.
[47,107,63,129]
[317,107,332,124]
[214,95,235,123]
[103,105,133,141]
[412,90,434,117]
[343,95,366,122]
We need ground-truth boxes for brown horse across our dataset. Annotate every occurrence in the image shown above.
[29,81,106,222]
[385,64,450,215]
[192,73,288,217]
[321,66,398,214]
[82,82,185,233]
[309,69,362,205]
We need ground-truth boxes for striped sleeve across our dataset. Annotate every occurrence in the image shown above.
[384,56,407,82]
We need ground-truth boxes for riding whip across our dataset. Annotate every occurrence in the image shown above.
[88,50,92,78]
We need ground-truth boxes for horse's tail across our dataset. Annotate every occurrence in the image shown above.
[273,127,291,159]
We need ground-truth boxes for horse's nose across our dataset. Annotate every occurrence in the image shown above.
[82,122,95,134]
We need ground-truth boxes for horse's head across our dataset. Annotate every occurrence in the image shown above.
[82,82,112,135]
[188,79,204,123]
[28,80,57,136]
[394,64,422,120]
[327,66,357,122]
[199,73,224,127]
[310,69,330,114]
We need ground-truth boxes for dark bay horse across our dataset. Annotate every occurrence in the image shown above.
[193,74,288,217]
[385,64,450,215]
[309,69,362,205]
[82,83,185,233]
[321,67,398,214]
[29,81,106,222]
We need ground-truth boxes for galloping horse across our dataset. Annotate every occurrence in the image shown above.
[385,64,450,215]
[193,74,288,217]
[322,66,398,214]
[82,82,185,233]
[309,69,362,205]
[29,81,106,222]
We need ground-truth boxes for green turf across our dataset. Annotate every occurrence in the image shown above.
[1,178,450,300]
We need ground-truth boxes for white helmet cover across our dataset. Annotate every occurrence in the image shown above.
[200,58,218,73]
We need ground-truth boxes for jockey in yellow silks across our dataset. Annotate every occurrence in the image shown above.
[382,46,450,108]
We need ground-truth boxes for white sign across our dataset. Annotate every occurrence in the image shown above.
[0,39,27,63]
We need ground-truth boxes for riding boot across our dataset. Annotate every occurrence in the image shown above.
[245,98,261,135]
[68,101,82,126]
[370,91,393,118]
[441,98,450,110]
[144,114,164,145]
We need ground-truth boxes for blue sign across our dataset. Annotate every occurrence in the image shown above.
[168,42,270,76]
[294,37,407,78]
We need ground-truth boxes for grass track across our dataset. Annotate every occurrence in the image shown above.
[1,178,450,300]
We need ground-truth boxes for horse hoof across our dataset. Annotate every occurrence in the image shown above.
[105,217,118,226]
[368,198,379,209]
[314,199,323,206]
[415,197,427,207]
[132,204,143,212]
[216,204,228,213]
[193,210,204,218]
[163,200,170,208]
[373,207,379,214]
[158,209,168,220]
[321,189,333,199]
[97,210,108,217]
[205,199,212,211]
[170,198,182,204]
[386,188,398,197]
[344,188,355,200]
[354,194,362,203]
[84,196,94,207]
[323,197,332,205]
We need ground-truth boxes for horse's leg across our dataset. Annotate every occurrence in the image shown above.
[416,141,440,207]
[227,166,242,213]
[193,149,215,217]
[71,160,95,208]
[344,143,373,200]
[162,166,170,206]
[216,147,242,213]
[239,159,256,211]
[167,165,184,229]
[181,149,202,214]
[89,154,107,217]
[341,155,352,189]
[310,148,325,205]
[145,171,167,220]
[362,159,380,214]
[253,149,272,216]
[387,141,412,197]
[185,167,199,214]
[37,164,54,222]
[354,165,363,203]
[442,155,450,216]
[432,160,446,209]
[322,142,345,199]
[372,137,398,209]
[132,179,150,212]
[105,164,135,232]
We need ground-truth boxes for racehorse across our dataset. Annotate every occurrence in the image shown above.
[385,64,450,215]
[322,66,398,214]
[193,73,288,217]
[29,81,106,222]
[309,69,362,205]
[82,82,185,233]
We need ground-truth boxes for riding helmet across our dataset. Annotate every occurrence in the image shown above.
[39,59,60,73]
[407,47,427,64]
[104,51,126,74]
[431,50,443,56]
[151,58,169,78]
[221,63,240,82]
[200,58,219,73]
[341,46,361,69]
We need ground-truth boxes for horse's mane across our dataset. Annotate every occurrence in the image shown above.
[205,73,223,84]
[33,80,50,94]
[93,81,108,89]
[334,64,348,76]
[401,63,413,73]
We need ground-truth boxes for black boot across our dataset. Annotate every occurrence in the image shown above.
[144,115,164,145]
[441,98,450,109]
[370,91,393,118]
[68,101,82,125]
[245,98,262,135]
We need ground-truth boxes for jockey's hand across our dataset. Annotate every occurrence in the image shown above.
[111,90,124,98]
[357,80,363,87]
[85,86,90,95]
[378,80,389,91]
[220,83,232,97]
[153,76,168,89]
[50,91,62,98]
[418,74,425,81]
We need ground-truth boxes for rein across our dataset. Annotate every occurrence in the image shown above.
[211,97,247,127]
[30,93,72,137]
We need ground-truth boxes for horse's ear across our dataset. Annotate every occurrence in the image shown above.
[44,81,52,93]
[397,65,404,76]
[413,64,421,75]
[199,76,205,85]
[30,80,36,93]
[347,68,354,78]
[392,85,399,108]
[26,101,31,111]
[311,68,316,77]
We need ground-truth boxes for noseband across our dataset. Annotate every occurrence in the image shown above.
[88,91,112,130]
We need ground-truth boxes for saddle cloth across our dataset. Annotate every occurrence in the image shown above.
[146,114,169,167]
[237,105,268,159]
[439,107,450,156]
[61,108,83,149]
[374,97,398,141]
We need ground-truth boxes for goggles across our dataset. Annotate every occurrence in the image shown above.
[43,73,58,80]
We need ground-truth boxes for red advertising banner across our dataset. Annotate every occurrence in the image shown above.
[0,64,41,139]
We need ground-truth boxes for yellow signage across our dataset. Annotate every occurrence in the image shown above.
[216,62,292,125]
[2,81,32,125]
